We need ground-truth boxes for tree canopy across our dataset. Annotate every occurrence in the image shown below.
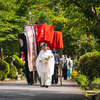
[0,0,100,58]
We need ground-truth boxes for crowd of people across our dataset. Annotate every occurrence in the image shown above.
[24,42,73,88]
[35,42,73,88]
[61,54,73,80]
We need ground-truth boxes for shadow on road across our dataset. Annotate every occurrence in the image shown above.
[0,89,87,100]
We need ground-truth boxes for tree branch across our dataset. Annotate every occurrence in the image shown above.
[93,5,97,16]
[87,7,100,26]
[71,0,83,8]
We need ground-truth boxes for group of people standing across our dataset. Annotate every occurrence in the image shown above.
[61,54,73,80]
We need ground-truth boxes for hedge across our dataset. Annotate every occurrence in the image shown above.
[8,64,17,79]
[79,51,100,80]
[13,55,25,69]
[0,60,10,80]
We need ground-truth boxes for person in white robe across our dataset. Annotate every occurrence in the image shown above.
[36,43,54,88]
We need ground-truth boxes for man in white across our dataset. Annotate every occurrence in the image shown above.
[36,43,54,88]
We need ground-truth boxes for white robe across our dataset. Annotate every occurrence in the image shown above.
[36,50,54,85]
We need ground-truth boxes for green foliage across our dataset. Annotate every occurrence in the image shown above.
[60,0,100,44]
[77,74,89,86]
[0,60,10,74]
[93,77,100,83]
[75,35,98,55]
[8,64,17,79]
[13,55,25,69]
[0,71,2,80]
[18,68,24,80]
[0,60,10,80]
[18,68,24,75]
[1,71,7,81]
[79,51,100,80]
[84,91,89,98]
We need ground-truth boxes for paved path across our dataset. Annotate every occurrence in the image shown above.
[0,79,87,100]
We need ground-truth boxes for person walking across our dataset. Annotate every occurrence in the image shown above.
[36,43,54,88]
[51,48,60,85]
[62,54,70,80]
[69,56,73,78]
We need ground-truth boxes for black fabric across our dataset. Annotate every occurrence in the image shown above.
[37,45,41,55]
[63,68,67,80]
[24,49,33,84]
[18,34,27,51]
[52,65,58,84]
[63,59,67,80]
[35,71,41,84]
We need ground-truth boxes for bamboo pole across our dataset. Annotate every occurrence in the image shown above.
[33,71,35,84]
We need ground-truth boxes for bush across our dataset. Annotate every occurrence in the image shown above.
[0,71,2,80]
[13,55,25,69]
[79,51,100,80]
[0,60,10,80]
[70,70,77,78]
[93,77,100,83]
[77,74,89,86]
[8,64,17,79]
[0,60,10,74]
[1,71,7,81]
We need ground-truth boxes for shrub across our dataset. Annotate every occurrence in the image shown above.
[77,74,89,86]
[0,71,2,80]
[70,70,77,78]
[93,77,100,83]
[0,60,10,74]
[8,64,17,79]
[0,60,10,80]
[1,71,7,81]
[79,51,100,80]
[13,55,25,69]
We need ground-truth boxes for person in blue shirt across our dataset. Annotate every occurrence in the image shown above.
[51,48,60,85]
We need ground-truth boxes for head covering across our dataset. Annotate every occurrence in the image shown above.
[52,48,56,53]
[43,43,48,47]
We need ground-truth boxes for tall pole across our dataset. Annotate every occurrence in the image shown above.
[29,8,40,84]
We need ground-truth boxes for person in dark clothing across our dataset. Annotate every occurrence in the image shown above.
[62,54,69,80]
[51,48,60,85]
[18,34,33,85]
[24,49,33,85]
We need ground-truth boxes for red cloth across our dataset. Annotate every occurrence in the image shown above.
[55,31,63,49]
[22,51,25,61]
[34,24,54,43]
[45,31,63,50]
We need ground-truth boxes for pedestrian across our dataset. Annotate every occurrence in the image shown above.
[60,55,65,61]
[51,48,60,85]
[62,54,67,80]
[36,43,54,88]
[67,61,71,80]
[69,56,73,78]
[24,50,33,85]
